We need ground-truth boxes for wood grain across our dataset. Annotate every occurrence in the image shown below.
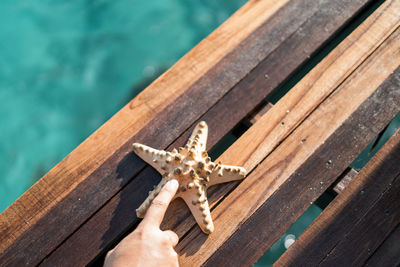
[178,26,400,266]
[275,129,400,266]
[319,176,399,266]
[36,0,378,266]
[364,225,400,267]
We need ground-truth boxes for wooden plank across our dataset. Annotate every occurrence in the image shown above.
[35,0,378,266]
[178,26,400,266]
[275,129,400,266]
[0,0,318,265]
[364,225,400,267]
[319,177,400,266]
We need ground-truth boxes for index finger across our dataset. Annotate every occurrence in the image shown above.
[142,179,179,227]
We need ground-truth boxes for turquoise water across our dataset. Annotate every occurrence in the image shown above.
[255,205,322,266]
[1,1,398,265]
[0,0,245,212]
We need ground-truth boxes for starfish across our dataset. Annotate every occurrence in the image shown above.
[133,121,247,234]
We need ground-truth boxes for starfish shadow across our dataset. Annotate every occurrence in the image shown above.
[177,230,208,257]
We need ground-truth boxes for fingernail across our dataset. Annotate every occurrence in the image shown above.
[166,179,179,191]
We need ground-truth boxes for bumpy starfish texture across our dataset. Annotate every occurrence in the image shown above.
[133,121,247,234]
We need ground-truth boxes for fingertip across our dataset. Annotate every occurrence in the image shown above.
[166,179,179,192]
[141,179,178,227]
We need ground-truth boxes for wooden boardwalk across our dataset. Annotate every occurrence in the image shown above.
[1,0,399,266]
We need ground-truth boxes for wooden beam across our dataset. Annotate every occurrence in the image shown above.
[178,24,400,267]
[33,0,378,266]
[319,176,399,266]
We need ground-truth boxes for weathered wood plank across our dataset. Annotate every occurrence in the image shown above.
[364,225,400,267]
[178,26,400,266]
[275,129,400,266]
[319,176,400,266]
[37,0,379,265]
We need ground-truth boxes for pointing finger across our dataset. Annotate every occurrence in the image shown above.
[142,179,178,227]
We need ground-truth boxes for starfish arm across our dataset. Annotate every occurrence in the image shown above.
[207,164,247,187]
[180,187,214,234]
[136,178,168,218]
[185,121,208,152]
[132,143,167,173]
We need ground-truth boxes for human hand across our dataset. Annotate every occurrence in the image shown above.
[104,179,179,267]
